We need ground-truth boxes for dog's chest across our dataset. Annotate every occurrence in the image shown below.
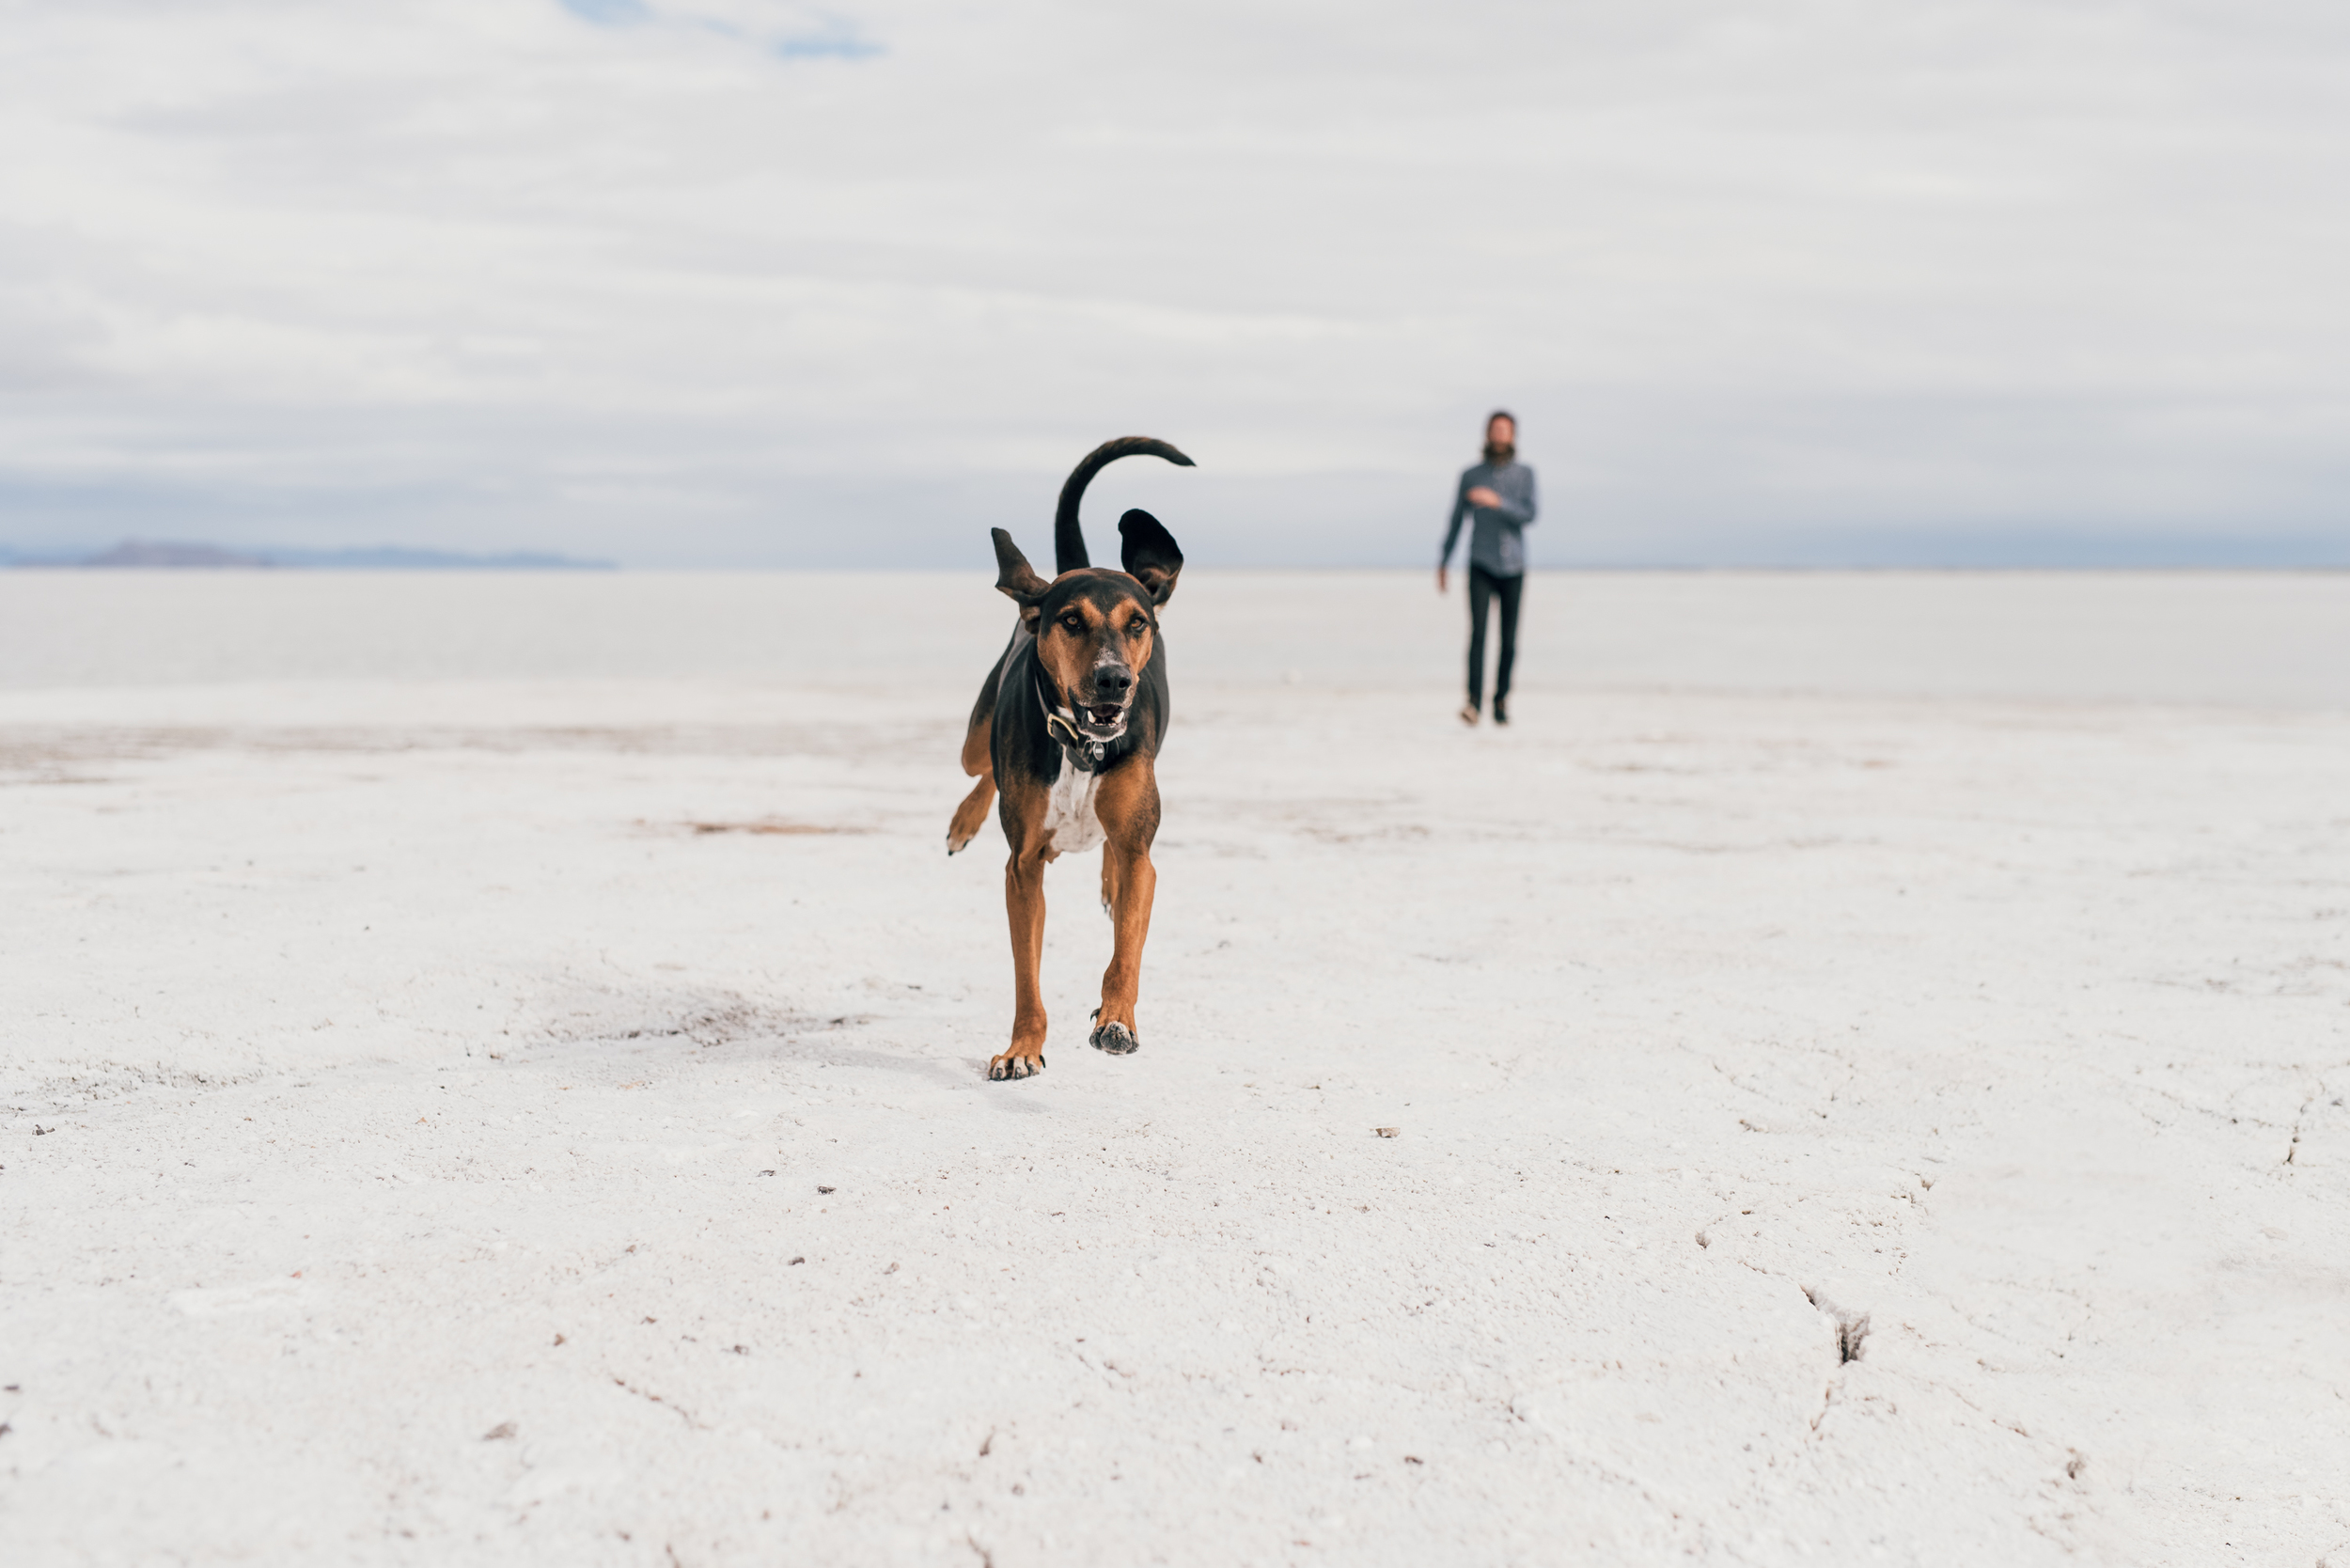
[1042,750,1105,855]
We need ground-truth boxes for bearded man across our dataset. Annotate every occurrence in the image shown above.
[1436,410,1538,726]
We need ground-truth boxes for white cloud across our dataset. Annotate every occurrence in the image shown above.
[1,0,2346,564]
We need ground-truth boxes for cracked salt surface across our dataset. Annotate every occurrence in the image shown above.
[2,572,2348,1564]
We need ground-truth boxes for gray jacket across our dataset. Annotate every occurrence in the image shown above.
[1439,460,1538,577]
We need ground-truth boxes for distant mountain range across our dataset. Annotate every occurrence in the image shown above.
[2,540,616,570]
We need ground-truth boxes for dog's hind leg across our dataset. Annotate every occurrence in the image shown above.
[1099,842,1120,918]
[948,775,995,855]
[947,704,995,855]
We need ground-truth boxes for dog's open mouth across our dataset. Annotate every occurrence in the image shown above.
[1075,701,1128,740]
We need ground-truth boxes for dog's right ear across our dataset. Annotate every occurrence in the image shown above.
[992,529,1052,628]
[1118,509,1183,606]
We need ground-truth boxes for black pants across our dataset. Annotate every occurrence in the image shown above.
[1465,565,1522,711]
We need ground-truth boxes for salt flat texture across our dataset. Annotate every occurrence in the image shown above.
[2,572,2346,1565]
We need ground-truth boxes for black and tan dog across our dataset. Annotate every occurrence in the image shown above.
[948,437,1192,1081]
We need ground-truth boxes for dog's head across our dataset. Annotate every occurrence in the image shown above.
[992,510,1183,745]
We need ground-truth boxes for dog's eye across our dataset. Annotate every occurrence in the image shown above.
[1059,614,1082,631]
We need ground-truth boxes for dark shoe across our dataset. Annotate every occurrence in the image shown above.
[1493,696,1510,726]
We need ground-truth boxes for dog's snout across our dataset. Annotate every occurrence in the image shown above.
[1094,664,1134,697]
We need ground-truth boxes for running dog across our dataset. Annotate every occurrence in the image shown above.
[948,437,1192,1081]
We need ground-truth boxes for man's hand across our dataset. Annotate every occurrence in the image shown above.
[1436,565,1449,594]
[1465,485,1503,509]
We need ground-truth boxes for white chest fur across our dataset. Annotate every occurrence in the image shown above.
[1042,749,1105,856]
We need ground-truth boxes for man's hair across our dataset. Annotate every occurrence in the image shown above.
[1483,408,1517,464]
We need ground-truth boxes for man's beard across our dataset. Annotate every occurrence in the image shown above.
[1483,441,1515,464]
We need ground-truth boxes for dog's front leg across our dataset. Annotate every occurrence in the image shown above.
[1089,760,1160,1056]
[990,839,1051,1080]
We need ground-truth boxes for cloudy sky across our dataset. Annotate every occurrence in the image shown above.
[3,0,2346,567]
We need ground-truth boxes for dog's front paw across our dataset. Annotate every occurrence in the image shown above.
[1089,1020,1139,1056]
[988,1051,1045,1081]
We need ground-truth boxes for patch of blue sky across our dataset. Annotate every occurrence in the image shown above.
[559,0,650,24]
[557,1,879,58]
[774,17,883,60]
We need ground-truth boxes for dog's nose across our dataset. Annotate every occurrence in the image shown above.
[1095,665,1133,698]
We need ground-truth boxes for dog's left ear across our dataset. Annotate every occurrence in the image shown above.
[992,529,1052,627]
[1118,509,1183,607]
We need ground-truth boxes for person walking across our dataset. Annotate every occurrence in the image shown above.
[1437,410,1537,726]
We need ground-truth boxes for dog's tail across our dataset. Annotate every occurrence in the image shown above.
[1054,437,1194,574]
